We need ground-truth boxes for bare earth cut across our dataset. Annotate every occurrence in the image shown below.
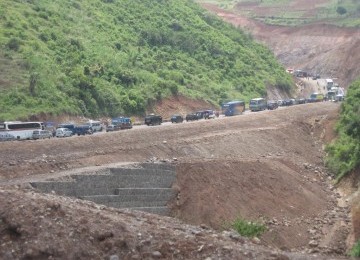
[0,102,352,259]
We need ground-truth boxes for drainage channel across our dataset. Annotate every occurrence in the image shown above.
[30,162,177,216]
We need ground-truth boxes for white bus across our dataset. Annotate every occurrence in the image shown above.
[0,121,44,140]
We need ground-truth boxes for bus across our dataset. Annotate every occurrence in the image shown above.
[112,117,132,129]
[249,98,267,112]
[222,101,245,116]
[0,121,44,140]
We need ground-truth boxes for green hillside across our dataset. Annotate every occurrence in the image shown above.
[0,0,292,120]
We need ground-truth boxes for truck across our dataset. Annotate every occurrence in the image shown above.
[325,79,334,91]
[73,125,93,136]
[307,93,324,103]
[144,114,162,126]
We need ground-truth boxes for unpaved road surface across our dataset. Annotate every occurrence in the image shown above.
[0,102,352,259]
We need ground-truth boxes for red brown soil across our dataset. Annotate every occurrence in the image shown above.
[0,102,352,259]
[151,95,216,120]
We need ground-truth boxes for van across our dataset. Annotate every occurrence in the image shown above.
[87,120,102,132]
[32,130,52,140]
[57,123,76,135]
[56,128,73,138]
[249,98,267,112]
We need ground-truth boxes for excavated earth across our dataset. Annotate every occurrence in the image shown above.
[201,3,360,89]
[0,102,353,259]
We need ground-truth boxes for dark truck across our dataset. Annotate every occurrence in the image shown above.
[145,114,162,126]
[74,125,93,136]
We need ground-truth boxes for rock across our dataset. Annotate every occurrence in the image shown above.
[109,255,119,260]
[152,251,162,257]
[308,240,318,247]
[252,237,261,244]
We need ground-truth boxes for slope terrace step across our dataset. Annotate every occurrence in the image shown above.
[129,207,170,216]
[81,195,169,208]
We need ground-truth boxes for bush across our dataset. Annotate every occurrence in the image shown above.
[6,38,21,51]
[336,6,347,15]
[351,240,360,257]
[325,79,360,180]
[230,218,266,237]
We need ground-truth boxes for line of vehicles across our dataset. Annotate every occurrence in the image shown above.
[0,93,344,142]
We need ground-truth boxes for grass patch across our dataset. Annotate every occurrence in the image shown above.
[350,240,360,257]
[228,217,266,238]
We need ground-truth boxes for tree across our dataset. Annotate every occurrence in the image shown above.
[29,73,38,96]
[336,6,347,15]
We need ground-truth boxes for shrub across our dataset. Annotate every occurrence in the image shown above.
[6,38,21,51]
[351,240,360,257]
[325,79,360,180]
[229,217,266,237]
[336,6,347,15]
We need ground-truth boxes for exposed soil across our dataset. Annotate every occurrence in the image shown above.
[201,3,360,89]
[0,102,353,259]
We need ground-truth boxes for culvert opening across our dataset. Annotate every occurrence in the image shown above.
[30,162,177,216]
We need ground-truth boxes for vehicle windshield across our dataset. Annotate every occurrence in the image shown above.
[250,100,258,105]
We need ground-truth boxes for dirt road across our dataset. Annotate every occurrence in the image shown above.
[0,102,353,258]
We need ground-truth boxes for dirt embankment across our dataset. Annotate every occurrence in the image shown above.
[0,102,353,258]
[201,3,360,89]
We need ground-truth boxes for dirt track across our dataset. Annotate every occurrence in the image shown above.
[0,102,353,258]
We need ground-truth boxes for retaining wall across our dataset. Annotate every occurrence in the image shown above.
[30,163,176,215]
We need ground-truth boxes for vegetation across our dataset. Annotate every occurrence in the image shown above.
[227,217,266,237]
[197,0,360,27]
[0,0,293,120]
[351,240,360,257]
[325,79,360,181]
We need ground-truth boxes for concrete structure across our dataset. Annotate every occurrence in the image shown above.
[31,163,177,215]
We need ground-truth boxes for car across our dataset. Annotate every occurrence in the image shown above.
[145,114,162,126]
[32,130,52,139]
[267,100,278,110]
[171,115,183,123]
[297,98,306,104]
[203,110,216,119]
[282,99,293,106]
[55,128,73,138]
[186,113,199,121]
[106,125,116,132]
[106,124,122,132]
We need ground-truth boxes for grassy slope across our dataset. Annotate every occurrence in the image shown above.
[325,79,360,180]
[0,0,292,120]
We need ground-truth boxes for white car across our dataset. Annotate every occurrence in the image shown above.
[56,128,73,138]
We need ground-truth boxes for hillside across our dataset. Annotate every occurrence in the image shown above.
[0,0,293,121]
[199,1,360,89]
